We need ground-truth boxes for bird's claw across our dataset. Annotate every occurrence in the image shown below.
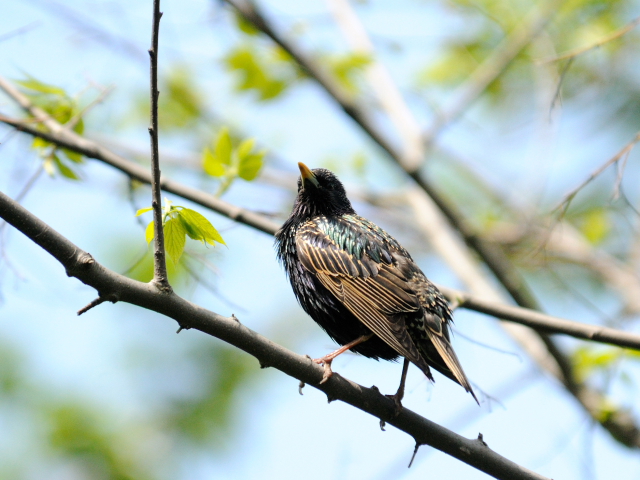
[385,392,404,417]
[313,357,334,384]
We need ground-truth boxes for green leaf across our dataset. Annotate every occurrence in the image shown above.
[164,217,187,264]
[178,208,225,246]
[236,138,264,181]
[203,146,226,177]
[73,117,85,135]
[32,136,50,150]
[572,346,621,382]
[579,208,610,245]
[51,154,80,180]
[62,148,83,164]
[145,220,155,244]
[136,207,153,217]
[223,45,289,101]
[326,52,372,94]
[234,11,260,36]
[237,152,264,181]
[16,77,66,95]
[215,128,233,166]
[236,138,255,162]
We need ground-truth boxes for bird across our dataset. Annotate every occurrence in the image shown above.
[275,162,478,407]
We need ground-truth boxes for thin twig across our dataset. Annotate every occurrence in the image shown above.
[66,84,115,131]
[147,0,169,290]
[538,16,640,64]
[423,0,561,147]
[554,131,640,216]
[0,22,40,43]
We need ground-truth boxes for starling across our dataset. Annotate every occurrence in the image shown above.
[275,163,477,406]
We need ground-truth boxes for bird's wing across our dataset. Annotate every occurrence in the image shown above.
[296,220,432,374]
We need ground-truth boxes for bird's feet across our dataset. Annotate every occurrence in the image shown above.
[312,356,334,384]
[385,391,404,417]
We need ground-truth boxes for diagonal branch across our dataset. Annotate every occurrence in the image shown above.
[0,189,551,480]
[538,16,640,64]
[554,131,640,215]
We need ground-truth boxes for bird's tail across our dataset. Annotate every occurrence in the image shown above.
[425,332,479,405]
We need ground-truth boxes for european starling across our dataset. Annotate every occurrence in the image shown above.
[275,163,477,405]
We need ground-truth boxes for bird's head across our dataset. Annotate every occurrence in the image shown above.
[292,163,356,218]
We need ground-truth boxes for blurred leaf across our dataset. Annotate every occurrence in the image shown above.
[326,52,371,94]
[203,147,225,177]
[16,77,65,95]
[145,220,155,244]
[236,138,264,181]
[578,208,610,244]
[215,127,233,166]
[164,217,186,264]
[168,346,258,446]
[236,138,255,160]
[32,136,50,149]
[178,208,225,246]
[237,153,264,181]
[233,11,260,36]
[136,207,153,217]
[572,346,621,382]
[62,147,83,164]
[51,154,80,180]
[224,44,289,101]
[48,404,150,480]
[159,67,204,130]
[0,342,22,395]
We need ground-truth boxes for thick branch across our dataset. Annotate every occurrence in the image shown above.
[0,189,552,480]
[2,114,640,353]
[148,0,169,289]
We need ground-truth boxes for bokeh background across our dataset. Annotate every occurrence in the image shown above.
[1,0,640,479]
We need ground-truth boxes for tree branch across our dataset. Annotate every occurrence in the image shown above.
[538,16,640,64]
[2,113,640,353]
[554,131,640,215]
[439,286,640,350]
[0,188,551,480]
[147,0,170,290]
[0,104,279,236]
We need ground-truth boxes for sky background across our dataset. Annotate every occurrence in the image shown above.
[1,1,640,479]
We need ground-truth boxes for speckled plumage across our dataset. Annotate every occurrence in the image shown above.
[275,165,476,401]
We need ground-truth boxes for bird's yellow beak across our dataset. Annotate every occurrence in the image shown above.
[298,162,319,188]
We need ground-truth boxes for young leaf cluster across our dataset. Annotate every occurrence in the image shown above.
[224,43,303,101]
[324,52,372,96]
[137,200,225,265]
[202,127,266,196]
[17,77,86,179]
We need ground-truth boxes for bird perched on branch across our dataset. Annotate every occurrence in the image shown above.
[275,163,477,407]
